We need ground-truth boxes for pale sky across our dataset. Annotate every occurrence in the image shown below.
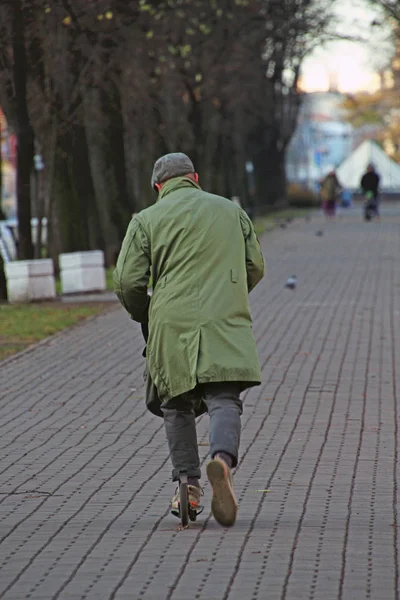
[300,0,393,93]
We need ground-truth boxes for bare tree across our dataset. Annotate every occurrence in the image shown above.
[0,0,337,268]
[0,0,35,259]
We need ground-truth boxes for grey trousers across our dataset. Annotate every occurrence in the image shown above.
[161,382,243,482]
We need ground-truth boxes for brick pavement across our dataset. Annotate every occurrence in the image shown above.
[1,205,399,600]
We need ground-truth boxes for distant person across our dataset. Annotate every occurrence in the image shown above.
[320,170,342,219]
[361,163,380,219]
[114,153,264,528]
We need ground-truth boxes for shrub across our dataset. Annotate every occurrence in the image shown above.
[287,183,320,208]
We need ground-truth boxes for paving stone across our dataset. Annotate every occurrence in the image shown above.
[1,205,400,599]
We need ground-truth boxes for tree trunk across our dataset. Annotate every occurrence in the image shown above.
[0,116,5,221]
[34,168,45,259]
[12,0,34,259]
[232,108,247,202]
[265,142,287,207]
[50,128,92,258]
[42,121,60,267]
[252,143,287,213]
[82,87,130,264]
[249,120,288,213]
[188,95,203,170]
[201,105,221,192]
[0,254,7,301]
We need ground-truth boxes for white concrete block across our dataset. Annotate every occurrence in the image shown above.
[59,251,106,294]
[5,259,56,303]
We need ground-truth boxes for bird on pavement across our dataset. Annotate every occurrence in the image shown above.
[285,275,297,290]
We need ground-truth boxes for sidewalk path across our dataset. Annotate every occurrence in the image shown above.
[1,206,400,600]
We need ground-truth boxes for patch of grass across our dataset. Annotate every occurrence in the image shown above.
[254,207,313,236]
[0,303,109,361]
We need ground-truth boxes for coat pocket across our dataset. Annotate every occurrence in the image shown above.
[231,269,238,283]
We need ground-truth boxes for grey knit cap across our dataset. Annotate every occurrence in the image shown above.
[151,153,195,189]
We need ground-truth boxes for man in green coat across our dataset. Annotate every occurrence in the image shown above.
[114,153,264,527]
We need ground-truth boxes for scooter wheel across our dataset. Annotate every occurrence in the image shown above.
[179,478,189,527]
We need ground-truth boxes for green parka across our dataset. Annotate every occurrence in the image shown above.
[114,177,264,402]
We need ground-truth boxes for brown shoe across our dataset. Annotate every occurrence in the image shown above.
[206,457,238,527]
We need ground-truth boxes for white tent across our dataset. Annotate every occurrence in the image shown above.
[336,140,400,192]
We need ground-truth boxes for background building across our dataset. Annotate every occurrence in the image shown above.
[286,92,354,189]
